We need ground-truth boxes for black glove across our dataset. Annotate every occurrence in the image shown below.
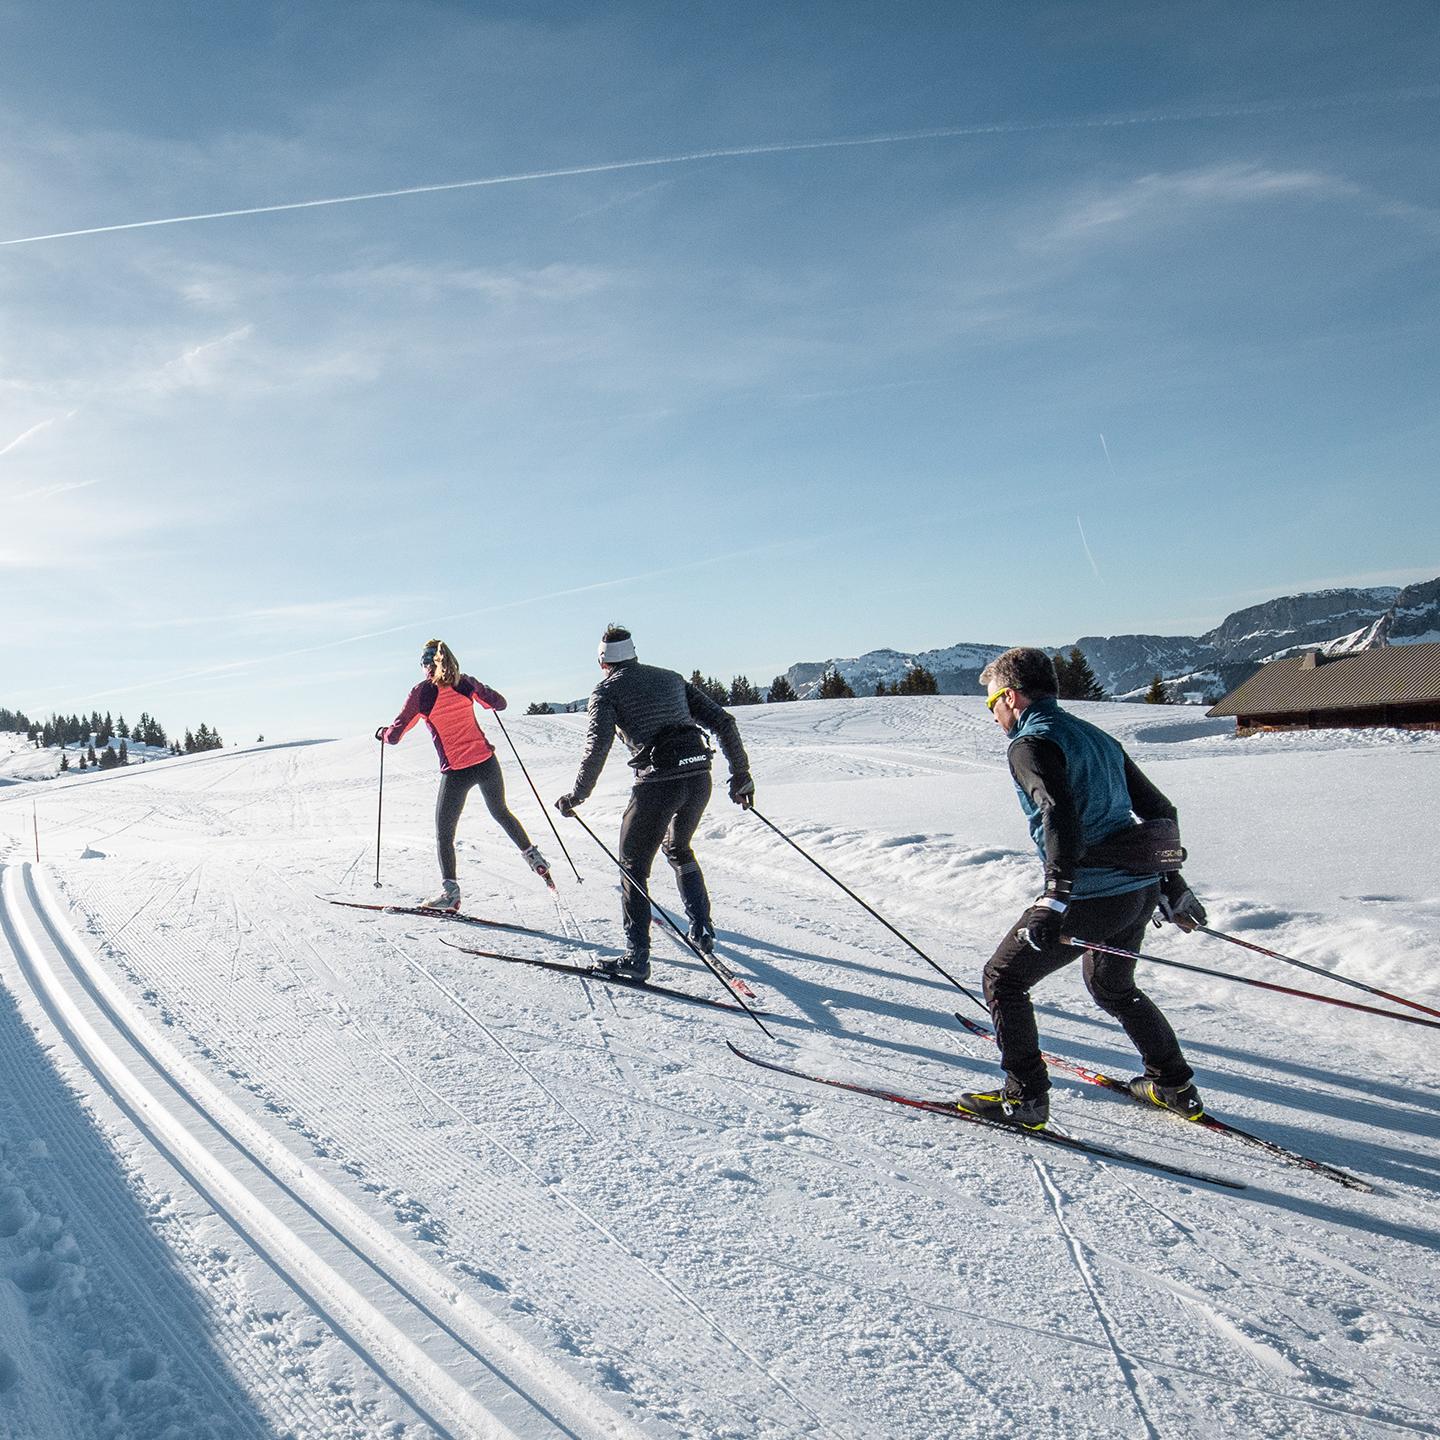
[374,726,388,743]
[1017,901,1069,952]
[728,773,755,809]
[1156,872,1207,933]
[1017,875,1071,952]
[555,793,578,817]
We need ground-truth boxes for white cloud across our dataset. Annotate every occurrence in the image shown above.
[1043,163,1358,246]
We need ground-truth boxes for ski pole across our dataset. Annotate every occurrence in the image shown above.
[564,810,774,1039]
[491,710,583,884]
[1068,936,1440,1032]
[373,738,385,888]
[1196,925,1440,1021]
[747,807,986,1013]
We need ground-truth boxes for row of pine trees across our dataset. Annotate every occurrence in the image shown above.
[1,705,225,759]
[523,647,1178,712]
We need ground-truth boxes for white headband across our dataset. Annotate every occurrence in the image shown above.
[598,636,637,664]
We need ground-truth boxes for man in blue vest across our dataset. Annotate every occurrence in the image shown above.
[958,647,1208,1129]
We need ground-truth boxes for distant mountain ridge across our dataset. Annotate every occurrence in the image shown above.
[783,576,1440,703]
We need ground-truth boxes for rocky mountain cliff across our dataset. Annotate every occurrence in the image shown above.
[784,577,1440,703]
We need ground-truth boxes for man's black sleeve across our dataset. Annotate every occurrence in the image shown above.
[1122,755,1178,823]
[1007,737,1083,887]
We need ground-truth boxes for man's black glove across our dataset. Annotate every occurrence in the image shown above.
[728,773,755,809]
[374,726,388,742]
[1017,876,1072,951]
[1156,871,1207,932]
[555,793,579,817]
[1017,901,1067,952]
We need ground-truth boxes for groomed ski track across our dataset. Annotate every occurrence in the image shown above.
[2,702,1439,1438]
[0,861,635,1440]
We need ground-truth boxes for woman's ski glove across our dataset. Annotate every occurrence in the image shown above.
[728,773,755,809]
[555,793,579,817]
[1156,872,1207,932]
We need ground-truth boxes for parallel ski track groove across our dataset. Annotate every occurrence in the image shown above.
[6,863,625,1440]
[83,856,840,1437]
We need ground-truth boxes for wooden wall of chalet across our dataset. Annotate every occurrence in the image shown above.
[1234,702,1440,734]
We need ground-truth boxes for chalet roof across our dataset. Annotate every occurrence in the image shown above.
[1207,641,1440,717]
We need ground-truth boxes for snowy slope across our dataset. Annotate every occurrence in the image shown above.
[1,701,1438,1438]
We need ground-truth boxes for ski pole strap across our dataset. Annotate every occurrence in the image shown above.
[1197,926,1440,1021]
[1067,936,1440,1031]
[564,810,775,1039]
[491,710,584,883]
[747,807,985,1014]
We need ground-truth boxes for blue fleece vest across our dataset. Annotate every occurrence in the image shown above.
[1008,697,1153,900]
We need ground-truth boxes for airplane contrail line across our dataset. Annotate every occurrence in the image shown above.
[4,87,1434,248]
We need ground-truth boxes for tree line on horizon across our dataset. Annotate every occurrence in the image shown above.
[518,646,1179,715]
[0,704,226,763]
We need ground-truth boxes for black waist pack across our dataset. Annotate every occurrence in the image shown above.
[629,723,713,777]
[1080,819,1186,874]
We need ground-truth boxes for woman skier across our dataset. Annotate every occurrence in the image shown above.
[376,639,552,910]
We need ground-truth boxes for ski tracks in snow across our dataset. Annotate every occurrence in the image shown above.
[0,861,639,1440]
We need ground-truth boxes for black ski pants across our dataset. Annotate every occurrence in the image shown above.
[617,773,713,955]
[435,756,532,880]
[983,881,1193,1099]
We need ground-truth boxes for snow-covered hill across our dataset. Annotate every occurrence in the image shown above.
[785,575,1440,702]
[1,699,1437,1437]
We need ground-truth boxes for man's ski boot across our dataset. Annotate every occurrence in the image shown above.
[521,844,555,890]
[419,880,461,913]
[955,1086,1049,1130]
[596,951,651,983]
[1129,1076,1205,1121]
[687,922,716,957]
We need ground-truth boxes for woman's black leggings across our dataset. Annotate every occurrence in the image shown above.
[435,756,532,879]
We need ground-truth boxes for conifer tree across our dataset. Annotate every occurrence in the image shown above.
[767,675,798,703]
[119,738,129,764]
[525,702,554,715]
[1056,647,1106,701]
[1144,674,1171,705]
[728,676,763,706]
[896,664,939,696]
[116,714,129,740]
[60,752,69,771]
[818,668,855,700]
[874,681,890,696]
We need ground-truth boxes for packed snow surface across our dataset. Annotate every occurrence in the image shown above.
[1,697,1438,1438]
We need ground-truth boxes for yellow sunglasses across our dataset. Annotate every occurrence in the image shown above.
[986,689,1010,712]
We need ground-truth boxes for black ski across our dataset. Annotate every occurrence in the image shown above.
[952,1012,1372,1193]
[727,1042,1244,1190]
[441,937,764,1015]
[322,897,550,938]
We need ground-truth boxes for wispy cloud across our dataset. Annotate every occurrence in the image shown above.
[1046,163,1355,245]
[0,411,77,457]
[8,477,102,503]
[332,261,614,305]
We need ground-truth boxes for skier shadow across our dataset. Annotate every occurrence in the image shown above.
[1039,1002,1440,1128]
[1236,1182,1440,1253]
[709,930,1012,1073]
[1034,1004,1440,1192]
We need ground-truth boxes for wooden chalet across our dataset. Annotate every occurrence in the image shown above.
[1207,642,1440,734]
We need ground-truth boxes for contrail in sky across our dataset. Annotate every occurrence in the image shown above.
[3,86,1434,247]
[0,417,60,456]
[1076,515,1103,580]
[1098,433,1117,480]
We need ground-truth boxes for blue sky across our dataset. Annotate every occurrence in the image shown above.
[2,1,1437,743]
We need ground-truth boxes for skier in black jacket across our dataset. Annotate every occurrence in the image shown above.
[556,625,754,980]
[957,647,1209,1130]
